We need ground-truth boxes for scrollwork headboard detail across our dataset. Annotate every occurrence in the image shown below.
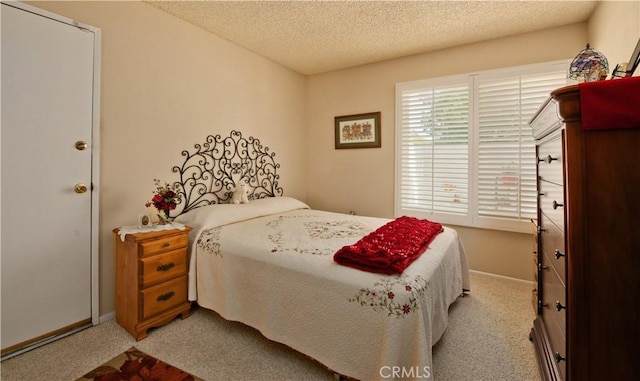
[171,130,283,215]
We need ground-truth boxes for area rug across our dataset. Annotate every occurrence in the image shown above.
[76,347,203,381]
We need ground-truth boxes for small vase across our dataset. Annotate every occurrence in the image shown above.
[157,209,171,225]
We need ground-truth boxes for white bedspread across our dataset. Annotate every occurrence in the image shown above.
[175,197,470,381]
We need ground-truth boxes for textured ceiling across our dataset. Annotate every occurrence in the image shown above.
[146,1,598,75]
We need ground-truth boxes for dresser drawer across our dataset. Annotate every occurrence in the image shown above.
[140,276,187,319]
[531,97,561,139]
[139,234,188,258]
[542,313,566,381]
[537,132,563,187]
[140,249,187,289]
[539,180,565,232]
[540,214,565,284]
[541,253,566,332]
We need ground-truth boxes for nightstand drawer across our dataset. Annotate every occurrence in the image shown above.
[139,234,188,257]
[140,249,187,288]
[140,276,187,319]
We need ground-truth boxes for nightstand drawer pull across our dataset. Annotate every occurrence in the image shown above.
[555,301,566,311]
[162,242,170,248]
[554,249,565,259]
[157,291,175,302]
[552,200,563,209]
[554,352,565,363]
[156,262,175,272]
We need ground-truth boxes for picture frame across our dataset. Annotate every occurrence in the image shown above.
[138,213,153,228]
[334,112,381,149]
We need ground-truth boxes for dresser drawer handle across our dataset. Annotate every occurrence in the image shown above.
[157,291,175,302]
[538,155,558,164]
[555,301,566,311]
[554,249,565,259]
[552,200,563,209]
[156,262,175,272]
[537,226,546,234]
[162,242,171,248]
[554,352,565,363]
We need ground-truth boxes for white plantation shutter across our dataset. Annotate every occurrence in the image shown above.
[398,83,469,218]
[396,62,570,232]
[476,71,567,222]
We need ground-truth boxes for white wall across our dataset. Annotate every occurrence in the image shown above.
[588,0,640,75]
[304,2,640,282]
[305,23,588,281]
[28,1,308,315]
[23,1,640,315]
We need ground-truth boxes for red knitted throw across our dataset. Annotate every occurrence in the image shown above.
[579,76,640,131]
[333,216,443,275]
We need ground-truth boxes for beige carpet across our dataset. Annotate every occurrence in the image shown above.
[1,272,541,381]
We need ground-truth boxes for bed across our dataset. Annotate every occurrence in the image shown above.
[169,131,470,380]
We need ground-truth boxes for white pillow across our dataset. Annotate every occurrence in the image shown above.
[174,196,309,231]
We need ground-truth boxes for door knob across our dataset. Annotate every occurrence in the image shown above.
[75,141,88,151]
[74,183,88,194]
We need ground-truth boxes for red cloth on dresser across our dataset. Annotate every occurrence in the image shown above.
[579,76,640,130]
[333,216,443,275]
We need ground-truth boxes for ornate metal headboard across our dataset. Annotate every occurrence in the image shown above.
[171,130,283,215]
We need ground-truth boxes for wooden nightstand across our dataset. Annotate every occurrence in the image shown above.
[113,226,192,340]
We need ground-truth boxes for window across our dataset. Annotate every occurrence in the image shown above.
[395,61,570,233]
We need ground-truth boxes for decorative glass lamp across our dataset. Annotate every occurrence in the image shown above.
[568,43,609,82]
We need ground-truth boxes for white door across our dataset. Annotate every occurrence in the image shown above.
[1,2,100,356]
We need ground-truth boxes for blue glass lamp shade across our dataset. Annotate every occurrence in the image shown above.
[568,44,609,82]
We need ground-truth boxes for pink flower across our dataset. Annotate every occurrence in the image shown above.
[387,292,394,299]
[402,304,411,314]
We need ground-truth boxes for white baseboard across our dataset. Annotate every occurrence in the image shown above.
[469,269,532,286]
[99,311,115,323]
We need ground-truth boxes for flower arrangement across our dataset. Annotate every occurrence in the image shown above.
[145,179,180,223]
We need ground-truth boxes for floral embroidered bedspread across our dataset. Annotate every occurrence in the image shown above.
[334,216,443,275]
[174,197,470,381]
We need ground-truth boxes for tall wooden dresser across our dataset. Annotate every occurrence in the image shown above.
[529,81,640,381]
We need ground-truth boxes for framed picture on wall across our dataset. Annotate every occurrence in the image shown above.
[334,112,381,149]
